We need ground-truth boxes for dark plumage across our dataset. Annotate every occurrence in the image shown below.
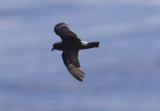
[52,22,99,81]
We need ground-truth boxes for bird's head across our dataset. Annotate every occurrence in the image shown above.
[54,22,68,35]
[51,42,63,51]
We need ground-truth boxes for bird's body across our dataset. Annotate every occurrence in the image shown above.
[52,23,99,81]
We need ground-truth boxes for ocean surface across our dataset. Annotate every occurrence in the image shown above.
[0,0,160,111]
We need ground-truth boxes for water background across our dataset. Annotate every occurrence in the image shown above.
[0,0,160,111]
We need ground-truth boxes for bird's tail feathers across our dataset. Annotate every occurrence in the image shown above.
[87,42,99,48]
[80,41,99,50]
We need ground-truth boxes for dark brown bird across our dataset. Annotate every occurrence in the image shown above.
[52,22,99,81]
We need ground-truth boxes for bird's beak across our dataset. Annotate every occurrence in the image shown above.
[51,47,54,51]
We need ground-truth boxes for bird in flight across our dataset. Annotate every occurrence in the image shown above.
[52,23,99,81]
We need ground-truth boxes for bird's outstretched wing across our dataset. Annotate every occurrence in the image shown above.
[54,23,80,41]
[59,27,80,41]
[62,50,85,81]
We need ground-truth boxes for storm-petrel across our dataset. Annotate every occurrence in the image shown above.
[52,23,99,81]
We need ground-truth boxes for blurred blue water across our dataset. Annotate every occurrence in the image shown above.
[0,0,160,111]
